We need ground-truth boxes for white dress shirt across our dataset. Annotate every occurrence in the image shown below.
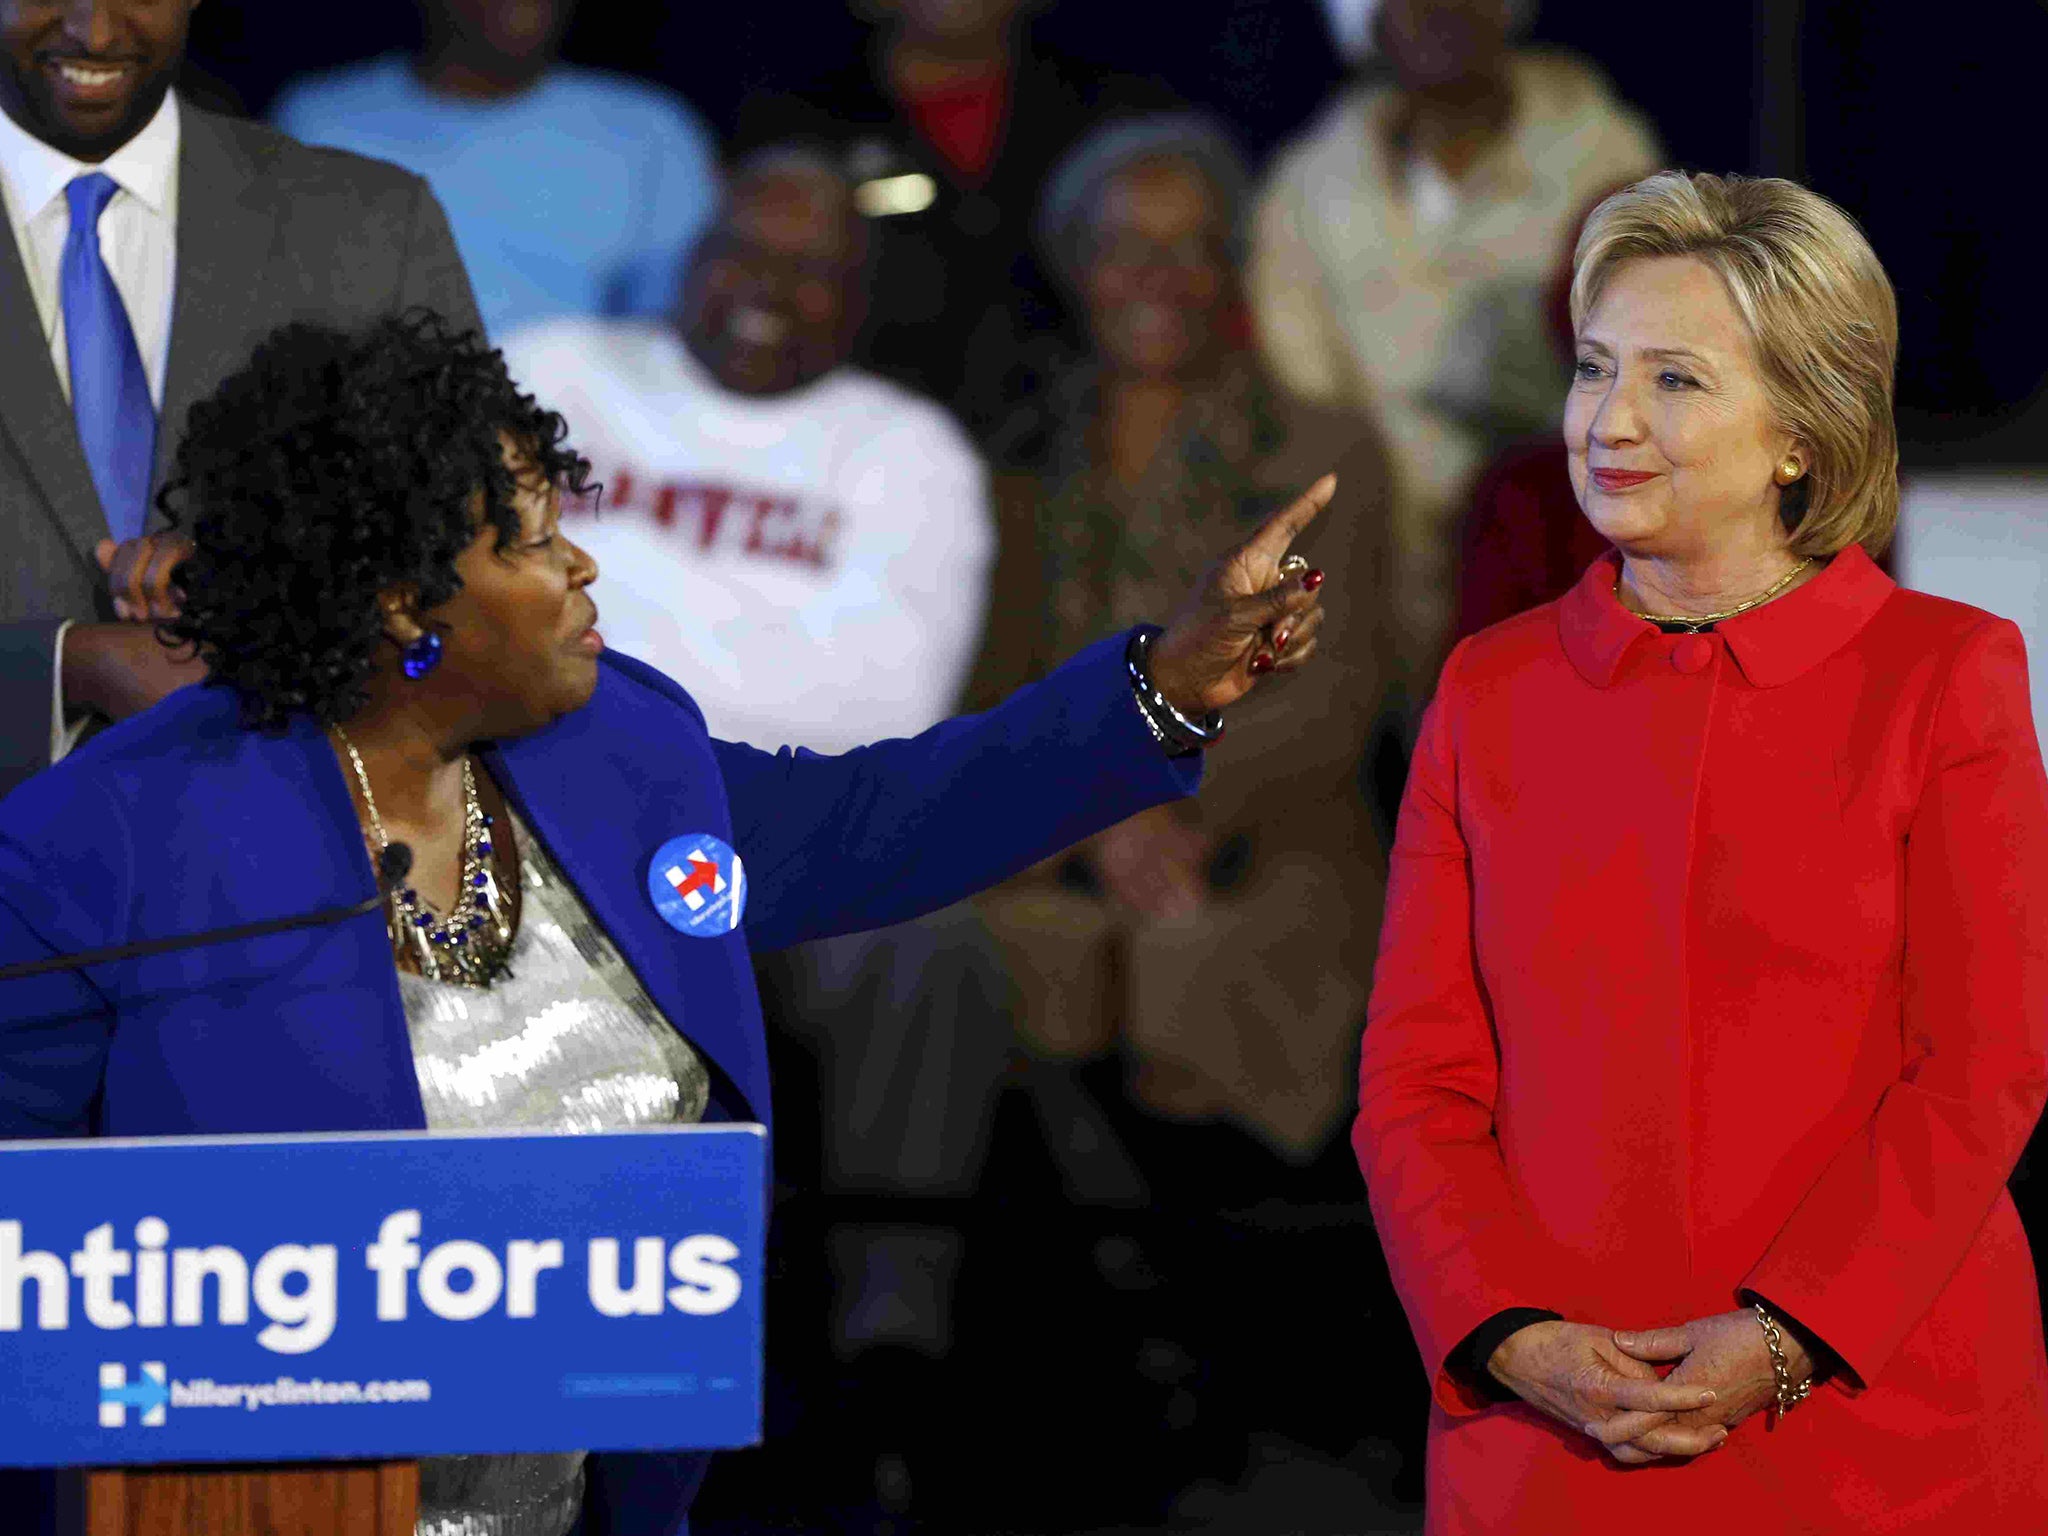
[0,91,180,407]
[0,93,182,763]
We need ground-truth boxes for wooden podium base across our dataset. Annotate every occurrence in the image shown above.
[74,1462,418,1536]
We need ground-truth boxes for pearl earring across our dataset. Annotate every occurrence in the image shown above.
[1779,459,1803,483]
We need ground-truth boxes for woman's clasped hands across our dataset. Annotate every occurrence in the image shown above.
[1488,1309,1814,1464]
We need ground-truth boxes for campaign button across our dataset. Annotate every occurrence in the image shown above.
[648,835,746,937]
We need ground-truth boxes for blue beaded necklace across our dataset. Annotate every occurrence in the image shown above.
[335,729,515,988]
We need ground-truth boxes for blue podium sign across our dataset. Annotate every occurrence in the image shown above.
[0,1124,765,1466]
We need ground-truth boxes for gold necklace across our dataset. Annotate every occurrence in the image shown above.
[1616,557,1816,634]
[332,726,515,987]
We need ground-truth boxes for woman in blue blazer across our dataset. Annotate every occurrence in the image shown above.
[0,315,1337,1534]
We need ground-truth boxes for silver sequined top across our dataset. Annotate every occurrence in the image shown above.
[403,809,710,1536]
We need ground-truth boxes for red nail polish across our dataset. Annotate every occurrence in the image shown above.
[1302,569,1325,591]
[1249,653,1275,676]
[1273,629,1292,650]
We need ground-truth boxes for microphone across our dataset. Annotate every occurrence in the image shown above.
[0,843,415,983]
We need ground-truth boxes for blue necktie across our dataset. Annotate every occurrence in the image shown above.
[62,172,157,544]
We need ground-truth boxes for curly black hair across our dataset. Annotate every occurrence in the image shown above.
[162,310,593,731]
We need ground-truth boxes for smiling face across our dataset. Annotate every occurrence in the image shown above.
[413,440,604,738]
[1081,155,1230,381]
[1565,255,1803,563]
[0,0,197,161]
[682,170,865,397]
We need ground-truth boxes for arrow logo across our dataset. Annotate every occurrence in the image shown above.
[664,853,727,912]
[99,1363,168,1427]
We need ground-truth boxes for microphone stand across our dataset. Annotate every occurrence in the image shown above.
[0,845,415,983]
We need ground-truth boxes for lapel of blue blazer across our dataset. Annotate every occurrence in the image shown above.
[485,670,772,1129]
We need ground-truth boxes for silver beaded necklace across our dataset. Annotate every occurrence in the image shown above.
[333,726,515,987]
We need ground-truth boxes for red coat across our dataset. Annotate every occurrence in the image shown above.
[1355,546,2048,1531]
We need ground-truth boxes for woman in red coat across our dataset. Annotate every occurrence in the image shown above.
[1355,170,2048,1531]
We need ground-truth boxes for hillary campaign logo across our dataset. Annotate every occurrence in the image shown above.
[99,1362,166,1427]
[668,854,726,912]
[648,834,745,937]
[95,1361,442,1429]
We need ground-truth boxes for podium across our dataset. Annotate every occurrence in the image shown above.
[2,1127,767,1536]
[73,1463,417,1536]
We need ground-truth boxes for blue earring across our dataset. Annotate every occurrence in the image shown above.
[401,631,444,680]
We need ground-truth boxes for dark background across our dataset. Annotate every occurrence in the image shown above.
[186,0,2048,462]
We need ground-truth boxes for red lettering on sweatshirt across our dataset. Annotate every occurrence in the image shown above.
[587,465,842,571]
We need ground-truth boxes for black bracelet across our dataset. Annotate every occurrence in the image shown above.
[1125,627,1224,756]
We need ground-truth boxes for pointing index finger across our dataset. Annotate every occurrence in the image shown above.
[1246,473,1337,565]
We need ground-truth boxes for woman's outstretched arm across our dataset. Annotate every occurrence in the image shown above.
[723,629,1201,953]
[726,479,1337,952]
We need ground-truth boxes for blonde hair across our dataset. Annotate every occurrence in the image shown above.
[1569,171,1899,556]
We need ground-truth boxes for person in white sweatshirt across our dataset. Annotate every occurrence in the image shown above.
[501,147,994,754]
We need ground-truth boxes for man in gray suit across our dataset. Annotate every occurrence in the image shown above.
[0,0,480,796]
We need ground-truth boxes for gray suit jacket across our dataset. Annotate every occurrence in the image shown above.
[0,105,481,796]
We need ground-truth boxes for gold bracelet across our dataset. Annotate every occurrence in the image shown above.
[1753,1302,1812,1423]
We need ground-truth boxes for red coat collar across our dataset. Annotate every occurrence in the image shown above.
[1558,543,1895,689]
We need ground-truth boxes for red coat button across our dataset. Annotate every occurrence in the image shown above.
[1672,635,1715,674]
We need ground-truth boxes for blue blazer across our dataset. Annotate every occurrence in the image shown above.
[0,632,1198,1534]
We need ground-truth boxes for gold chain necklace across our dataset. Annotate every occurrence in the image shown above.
[332,726,515,987]
[1616,557,1816,634]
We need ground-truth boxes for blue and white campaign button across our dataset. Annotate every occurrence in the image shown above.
[648,834,746,937]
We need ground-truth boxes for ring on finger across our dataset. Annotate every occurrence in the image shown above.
[1278,554,1309,579]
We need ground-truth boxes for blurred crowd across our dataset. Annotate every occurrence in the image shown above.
[2,0,2042,1526]
[12,0,2033,1526]
[169,0,1666,1528]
